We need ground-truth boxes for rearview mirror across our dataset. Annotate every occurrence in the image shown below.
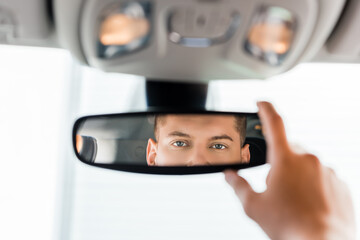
[73,111,266,174]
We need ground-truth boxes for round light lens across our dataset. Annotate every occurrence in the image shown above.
[100,14,150,46]
[98,2,151,58]
[245,6,296,66]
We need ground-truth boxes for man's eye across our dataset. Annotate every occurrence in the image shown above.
[172,141,187,147]
[211,144,226,150]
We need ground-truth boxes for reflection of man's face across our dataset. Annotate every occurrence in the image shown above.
[146,115,250,166]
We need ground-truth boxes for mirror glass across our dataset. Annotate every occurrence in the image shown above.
[73,112,266,172]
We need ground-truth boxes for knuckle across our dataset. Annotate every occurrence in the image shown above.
[304,153,321,167]
[305,153,319,161]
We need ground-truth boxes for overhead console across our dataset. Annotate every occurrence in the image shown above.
[0,0,56,47]
[314,0,360,63]
[53,0,346,81]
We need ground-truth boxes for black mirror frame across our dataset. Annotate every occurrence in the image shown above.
[72,109,266,175]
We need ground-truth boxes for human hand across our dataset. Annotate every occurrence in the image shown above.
[225,102,356,240]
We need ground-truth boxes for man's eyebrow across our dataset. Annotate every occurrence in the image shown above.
[210,134,233,141]
[167,131,191,138]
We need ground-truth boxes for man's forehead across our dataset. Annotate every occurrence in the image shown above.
[160,114,236,124]
[158,115,239,136]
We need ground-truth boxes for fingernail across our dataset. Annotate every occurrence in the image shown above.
[257,101,264,109]
[257,101,263,115]
[257,101,267,108]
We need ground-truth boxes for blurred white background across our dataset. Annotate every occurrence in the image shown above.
[0,45,359,240]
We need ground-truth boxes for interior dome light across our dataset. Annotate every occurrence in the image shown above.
[98,2,151,59]
[244,6,296,66]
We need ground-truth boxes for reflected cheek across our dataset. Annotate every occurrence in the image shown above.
[207,153,229,164]
[207,150,240,164]
[155,146,191,166]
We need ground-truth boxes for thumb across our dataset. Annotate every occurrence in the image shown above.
[224,170,259,219]
[257,101,291,165]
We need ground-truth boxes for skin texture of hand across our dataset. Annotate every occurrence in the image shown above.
[225,102,356,240]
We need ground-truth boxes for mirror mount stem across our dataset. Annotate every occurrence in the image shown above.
[145,80,208,110]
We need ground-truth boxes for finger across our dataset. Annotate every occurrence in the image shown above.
[257,102,290,161]
[224,170,259,219]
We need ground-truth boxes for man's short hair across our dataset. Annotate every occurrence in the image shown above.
[153,114,166,141]
[154,114,247,147]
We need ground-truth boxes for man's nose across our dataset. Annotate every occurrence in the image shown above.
[187,148,210,166]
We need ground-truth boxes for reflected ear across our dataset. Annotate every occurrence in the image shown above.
[146,138,157,166]
[241,144,251,163]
